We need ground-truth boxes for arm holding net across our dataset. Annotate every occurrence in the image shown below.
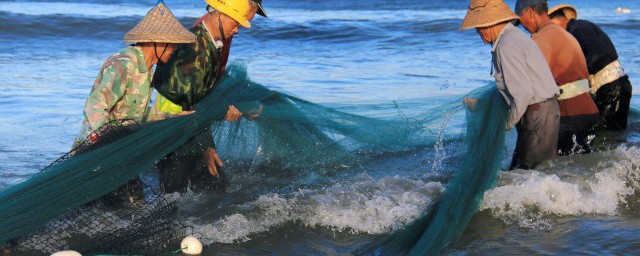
[83,59,131,134]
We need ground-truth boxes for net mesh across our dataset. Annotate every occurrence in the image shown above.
[354,88,508,255]
[12,195,190,255]
[0,63,509,255]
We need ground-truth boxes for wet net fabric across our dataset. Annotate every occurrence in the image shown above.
[354,88,509,256]
[0,63,509,255]
[10,195,190,255]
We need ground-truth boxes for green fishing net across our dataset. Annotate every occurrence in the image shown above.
[0,63,509,255]
[355,87,508,256]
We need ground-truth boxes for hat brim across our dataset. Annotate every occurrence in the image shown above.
[460,0,520,30]
[124,3,196,44]
[548,4,578,20]
[256,3,268,18]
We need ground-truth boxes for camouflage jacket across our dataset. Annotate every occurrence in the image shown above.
[152,23,223,110]
[79,45,153,140]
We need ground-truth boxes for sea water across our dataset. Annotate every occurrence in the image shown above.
[1,0,640,254]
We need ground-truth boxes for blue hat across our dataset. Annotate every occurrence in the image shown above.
[514,0,547,15]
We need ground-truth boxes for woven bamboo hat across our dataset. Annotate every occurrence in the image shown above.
[461,0,520,30]
[548,4,578,20]
[124,2,196,43]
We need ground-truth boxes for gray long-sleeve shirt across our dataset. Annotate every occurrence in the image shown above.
[491,23,559,129]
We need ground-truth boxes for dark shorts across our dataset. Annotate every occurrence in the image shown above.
[558,113,599,156]
[511,98,560,170]
[593,75,632,130]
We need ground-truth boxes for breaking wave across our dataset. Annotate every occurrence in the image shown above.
[480,147,640,229]
[192,174,444,244]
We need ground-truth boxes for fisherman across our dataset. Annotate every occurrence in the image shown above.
[154,0,266,126]
[549,4,633,130]
[77,2,195,144]
[515,0,600,155]
[461,0,560,170]
[191,0,267,73]
[151,0,260,193]
[75,2,196,202]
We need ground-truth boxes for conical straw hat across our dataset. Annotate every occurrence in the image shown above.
[124,2,196,43]
[461,0,520,30]
[548,4,578,20]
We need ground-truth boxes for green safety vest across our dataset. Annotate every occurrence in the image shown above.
[154,94,183,115]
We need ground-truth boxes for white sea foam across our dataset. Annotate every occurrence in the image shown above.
[193,174,444,244]
[305,176,443,234]
[480,147,640,229]
[194,194,296,244]
[195,144,640,243]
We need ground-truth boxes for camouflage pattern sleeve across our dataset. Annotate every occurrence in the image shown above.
[153,43,200,110]
[152,25,221,110]
[83,58,131,132]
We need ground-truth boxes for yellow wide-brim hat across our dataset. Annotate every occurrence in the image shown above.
[548,4,578,20]
[461,0,520,30]
[124,2,196,43]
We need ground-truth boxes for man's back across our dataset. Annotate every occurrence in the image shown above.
[531,21,598,117]
[567,19,618,75]
[532,22,588,85]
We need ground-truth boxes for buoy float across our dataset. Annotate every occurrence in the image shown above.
[616,7,632,14]
[50,251,82,256]
[180,235,203,255]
